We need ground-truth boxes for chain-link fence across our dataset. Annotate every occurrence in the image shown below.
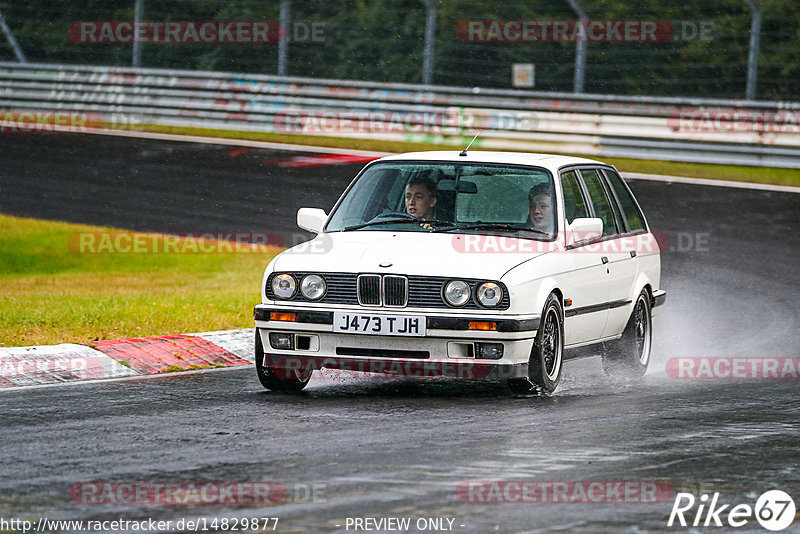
[0,0,797,101]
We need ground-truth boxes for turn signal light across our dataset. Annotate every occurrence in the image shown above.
[270,312,297,322]
[468,321,497,331]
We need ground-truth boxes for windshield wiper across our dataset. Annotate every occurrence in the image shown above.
[435,222,549,236]
[342,218,449,231]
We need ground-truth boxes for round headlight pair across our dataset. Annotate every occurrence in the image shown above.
[444,280,503,307]
[271,274,326,300]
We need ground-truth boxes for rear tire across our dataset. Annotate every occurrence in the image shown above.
[254,330,311,393]
[602,290,652,378]
[508,293,564,396]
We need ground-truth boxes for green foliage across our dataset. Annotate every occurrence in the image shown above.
[0,0,797,99]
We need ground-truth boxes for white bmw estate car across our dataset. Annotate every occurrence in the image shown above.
[254,151,666,395]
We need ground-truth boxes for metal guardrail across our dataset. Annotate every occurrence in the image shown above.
[1,62,799,168]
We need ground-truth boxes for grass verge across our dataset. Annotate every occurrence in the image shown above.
[0,214,277,347]
[134,124,800,187]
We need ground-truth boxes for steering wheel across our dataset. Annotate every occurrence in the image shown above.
[370,211,415,221]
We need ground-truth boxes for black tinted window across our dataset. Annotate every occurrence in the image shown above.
[604,169,646,232]
[561,171,589,224]
[579,169,618,236]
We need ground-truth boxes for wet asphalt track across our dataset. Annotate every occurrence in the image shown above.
[1,133,799,533]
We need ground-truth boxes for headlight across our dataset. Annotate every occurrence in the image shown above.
[271,274,296,299]
[477,282,502,307]
[444,280,470,306]
[300,274,326,300]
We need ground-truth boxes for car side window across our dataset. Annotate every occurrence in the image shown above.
[560,171,590,224]
[579,169,619,236]
[603,169,646,233]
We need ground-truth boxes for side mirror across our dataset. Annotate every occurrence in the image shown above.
[297,208,328,234]
[567,218,603,246]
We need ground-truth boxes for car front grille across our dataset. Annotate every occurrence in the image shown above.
[383,275,408,307]
[357,274,382,306]
[357,274,407,306]
[266,272,509,310]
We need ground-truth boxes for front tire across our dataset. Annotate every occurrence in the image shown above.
[602,290,652,378]
[508,293,564,396]
[254,330,311,393]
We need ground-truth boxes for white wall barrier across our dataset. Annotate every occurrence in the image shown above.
[1,62,799,168]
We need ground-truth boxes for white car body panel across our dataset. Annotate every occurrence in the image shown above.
[268,232,546,283]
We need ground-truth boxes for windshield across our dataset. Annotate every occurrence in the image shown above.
[325,161,556,239]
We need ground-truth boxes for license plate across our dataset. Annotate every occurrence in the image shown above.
[333,312,426,337]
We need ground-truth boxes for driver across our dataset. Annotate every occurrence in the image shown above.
[404,176,438,221]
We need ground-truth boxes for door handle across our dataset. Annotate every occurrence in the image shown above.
[601,256,609,264]
[630,250,637,258]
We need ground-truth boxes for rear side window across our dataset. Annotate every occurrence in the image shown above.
[560,171,589,224]
[579,169,618,236]
[604,169,646,232]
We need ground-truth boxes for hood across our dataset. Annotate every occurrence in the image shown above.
[271,230,556,279]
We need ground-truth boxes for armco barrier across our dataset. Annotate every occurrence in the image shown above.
[1,62,799,168]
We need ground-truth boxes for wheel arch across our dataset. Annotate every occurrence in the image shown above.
[532,278,563,319]
[631,272,655,309]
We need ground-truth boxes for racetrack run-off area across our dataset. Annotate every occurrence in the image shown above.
[0,330,253,388]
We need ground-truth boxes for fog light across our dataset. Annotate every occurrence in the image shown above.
[475,342,503,360]
[268,332,295,350]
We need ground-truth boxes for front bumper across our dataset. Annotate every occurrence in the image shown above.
[254,305,539,376]
[263,353,531,380]
[652,289,667,317]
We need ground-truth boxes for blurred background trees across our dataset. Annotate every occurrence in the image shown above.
[0,0,797,100]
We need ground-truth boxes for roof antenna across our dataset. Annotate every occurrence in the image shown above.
[459,130,482,157]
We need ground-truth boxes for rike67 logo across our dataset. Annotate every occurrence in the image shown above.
[668,490,795,531]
